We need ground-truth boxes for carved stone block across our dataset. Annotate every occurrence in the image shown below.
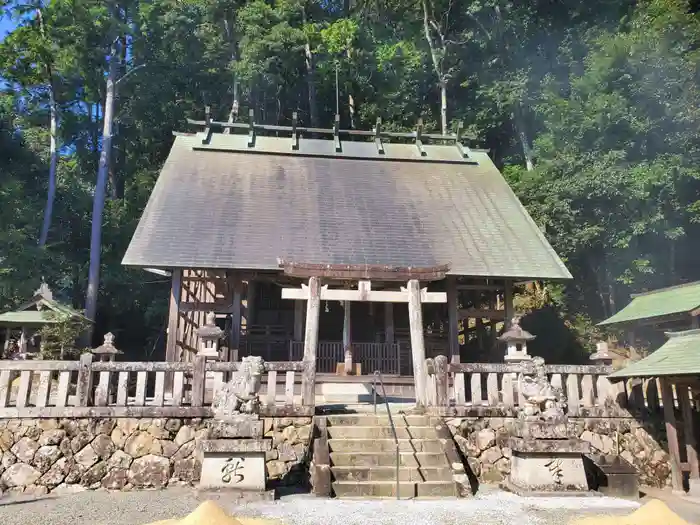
[509,437,590,454]
[506,453,590,495]
[512,419,577,440]
[207,417,263,439]
[199,451,266,491]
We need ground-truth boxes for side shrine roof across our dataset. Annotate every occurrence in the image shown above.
[609,329,700,379]
[598,281,700,327]
[122,132,572,280]
[0,287,87,326]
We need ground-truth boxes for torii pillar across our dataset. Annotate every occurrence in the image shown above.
[281,276,446,408]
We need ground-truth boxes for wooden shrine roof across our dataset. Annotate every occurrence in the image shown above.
[122,132,571,280]
[598,280,700,327]
[0,291,87,326]
[609,329,700,379]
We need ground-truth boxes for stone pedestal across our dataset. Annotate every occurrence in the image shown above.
[504,351,532,363]
[199,416,270,492]
[321,382,373,403]
[688,477,700,498]
[585,453,639,498]
[504,419,595,497]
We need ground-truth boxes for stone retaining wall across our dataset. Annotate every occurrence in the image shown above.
[446,416,671,488]
[0,417,312,497]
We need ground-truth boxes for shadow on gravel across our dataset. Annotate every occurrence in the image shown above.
[0,494,60,506]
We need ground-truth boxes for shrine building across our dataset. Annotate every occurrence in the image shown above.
[122,114,571,380]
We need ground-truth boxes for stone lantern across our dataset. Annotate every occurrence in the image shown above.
[589,341,614,366]
[197,312,224,360]
[91,332,122,362]
[499,316,535,363]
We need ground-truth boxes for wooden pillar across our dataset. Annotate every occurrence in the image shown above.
[488,289,497,351]
[76,352,94,406]
[165,269,182,363]
[246,280,257,328]
[294,300,305,341]
[343,301,352,374]
[408,279,427,407]
[302,276,321,406]
[19,327,27,355]
[446,276,460,363]
[628,330,638,360]
[504,280,513,330]
[3,327,10,352]
[661,378,684,493]
[679,383,700,491]
[230,277,242,356]
[384,302,394,345]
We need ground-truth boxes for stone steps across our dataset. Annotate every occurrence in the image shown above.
[327,425,437,440]
[324,414,458,499]
[330,451,448,467]
[332,480,457,498]
[332,466,453,482]
[326,415,440,427]
[328,438,444,453]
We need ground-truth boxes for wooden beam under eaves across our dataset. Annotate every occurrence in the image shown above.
[458,308,505,321]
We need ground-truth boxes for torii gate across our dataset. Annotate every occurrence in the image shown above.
[280,270,448,407]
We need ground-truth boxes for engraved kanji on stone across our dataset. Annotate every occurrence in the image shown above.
[221,457,244,484]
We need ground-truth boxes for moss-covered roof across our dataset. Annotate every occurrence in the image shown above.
[609,329,700,378]
[598,281,700,326]
[123,133,572,280]
[0,293,87,326]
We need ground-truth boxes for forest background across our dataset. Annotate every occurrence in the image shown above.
[2,0,700,360]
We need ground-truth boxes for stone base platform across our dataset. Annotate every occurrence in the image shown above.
[199,417,271,492]
[506,428,593,497]
[195,487,276,502]
[320,382,374,404]
[501,478,602,498]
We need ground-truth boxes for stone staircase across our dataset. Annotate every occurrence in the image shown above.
[325,414,459,498]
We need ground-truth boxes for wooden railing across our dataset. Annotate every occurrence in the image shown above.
[0,355,313,418]
[424,357,628,415]
[289,341,403,374]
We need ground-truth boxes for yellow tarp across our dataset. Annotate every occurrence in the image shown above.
[570,499,691,525]
[145,501,283,525]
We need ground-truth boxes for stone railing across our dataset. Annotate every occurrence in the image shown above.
[0,355,313,419]
[424,358,634,416]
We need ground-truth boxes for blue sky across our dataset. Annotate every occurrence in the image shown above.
[0,15,16,41]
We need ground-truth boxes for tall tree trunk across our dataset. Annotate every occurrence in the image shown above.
[421,0,448,135]
[223,17,238,133]
[302,4,319,127]
[514,110,534,171]
[439,82,447,136]
[85,40,119,336]
[39,85,58,246]
[109,35,127,200]
[37,8,57,247]
[590,258,609,319]
[345,0,355,128]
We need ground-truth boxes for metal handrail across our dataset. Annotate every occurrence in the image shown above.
[373,370,401,500]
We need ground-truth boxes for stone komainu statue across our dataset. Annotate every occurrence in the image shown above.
[212,355,266,419]
[517,356,567,420]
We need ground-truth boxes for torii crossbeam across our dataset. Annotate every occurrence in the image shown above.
[281,280,447,303]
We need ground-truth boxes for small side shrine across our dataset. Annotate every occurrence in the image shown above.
[598,280,700,358]
[0,283,88,359]
[608,329,700,496]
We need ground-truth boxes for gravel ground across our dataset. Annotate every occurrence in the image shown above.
[0,486,644,525]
